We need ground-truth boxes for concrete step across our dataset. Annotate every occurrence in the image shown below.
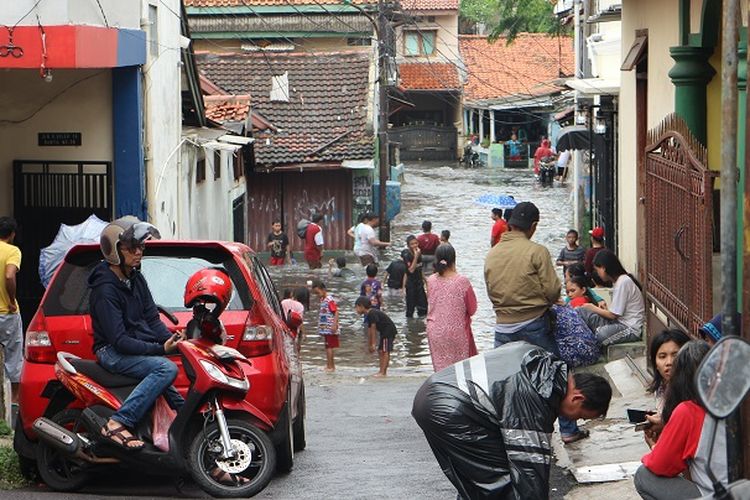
[605,341,646,363]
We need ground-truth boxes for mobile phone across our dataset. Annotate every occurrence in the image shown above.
[627,409,655,424]
[635,421,652,432]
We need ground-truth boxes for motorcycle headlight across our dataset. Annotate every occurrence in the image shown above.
[199,360,249,391]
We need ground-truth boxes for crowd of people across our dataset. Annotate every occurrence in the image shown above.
[264,203,736,499]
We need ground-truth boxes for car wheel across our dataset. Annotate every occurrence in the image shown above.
[35,409,93,492]
[292,382,306,452]
[275,399,294,473]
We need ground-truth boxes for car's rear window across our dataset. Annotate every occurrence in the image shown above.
[43,246,252,316]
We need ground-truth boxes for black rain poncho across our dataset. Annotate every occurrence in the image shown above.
[412,341,568,499]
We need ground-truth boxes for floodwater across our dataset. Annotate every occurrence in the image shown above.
[266,161,574,373]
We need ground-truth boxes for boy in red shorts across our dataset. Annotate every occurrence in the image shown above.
[312,280,339,372]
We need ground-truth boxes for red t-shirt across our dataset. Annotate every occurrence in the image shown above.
[642,401,705,477]
[417,233,440,255]
[491,219,508,246]
[584,246,605,275]
[304,223,322,262]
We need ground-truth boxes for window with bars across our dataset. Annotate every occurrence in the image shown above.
[196,154,206,183]
[214,150,221,180]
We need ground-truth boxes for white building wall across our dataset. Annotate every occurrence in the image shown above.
[141,0,184,238]
[619,0,680,272]
[0,70,113,216]
[174,143,246,241]
[0,0,140,29]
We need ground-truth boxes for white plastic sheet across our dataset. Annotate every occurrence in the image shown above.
[39,214,108,288]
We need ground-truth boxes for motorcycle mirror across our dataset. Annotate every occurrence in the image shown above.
[696,336,750,419]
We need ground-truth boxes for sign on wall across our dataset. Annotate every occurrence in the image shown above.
[38,132,82,146]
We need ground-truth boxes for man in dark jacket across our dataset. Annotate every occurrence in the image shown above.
[89,217,184,450]
[412,342,612,499]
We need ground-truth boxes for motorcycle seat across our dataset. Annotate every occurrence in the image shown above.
[69,359,141,388]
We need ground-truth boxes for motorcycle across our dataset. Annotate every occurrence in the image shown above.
[31,269,276,498]
[462,145,481,168]
[695,336,750,500]
[538,156,556,185]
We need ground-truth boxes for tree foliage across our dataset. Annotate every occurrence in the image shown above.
[460,0,567,42]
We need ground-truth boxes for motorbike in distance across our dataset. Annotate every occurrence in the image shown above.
[31,268,277,498]
[538,156,556,186]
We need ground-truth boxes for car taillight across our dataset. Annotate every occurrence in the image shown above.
[25,313,56,363]
[239,324,273,357]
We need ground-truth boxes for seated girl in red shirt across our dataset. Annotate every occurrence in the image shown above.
[565,275,597,308]
[634,341,728,500]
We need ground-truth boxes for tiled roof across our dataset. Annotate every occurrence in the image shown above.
[399,0,458,11]
[204,94,250,123]
[398,62,460,91]
[186,0,375,6]
[196,51,373,166]
[459,33,574,102]
[200,73,227,96]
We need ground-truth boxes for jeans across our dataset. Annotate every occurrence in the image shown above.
[576,308,642,347]
[634,465,701,500]
[493,313,559,356]
[558,416,580,437]
[96,346,184,429]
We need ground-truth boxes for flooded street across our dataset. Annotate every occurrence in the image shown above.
[267,160,574,373]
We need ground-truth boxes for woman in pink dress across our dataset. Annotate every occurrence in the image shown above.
[426,244,478,371]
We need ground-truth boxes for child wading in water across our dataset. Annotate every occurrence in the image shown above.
[311,280,339,372]
[355,297,397,377]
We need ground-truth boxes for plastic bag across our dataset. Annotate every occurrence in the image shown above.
[296,219,310,238]
[39,214,108,287]
[412,342,568,499]
[152,396,177,452]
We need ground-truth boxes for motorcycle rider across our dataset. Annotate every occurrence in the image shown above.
[89,216,184,450]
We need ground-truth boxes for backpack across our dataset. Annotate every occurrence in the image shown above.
[296,219,310,239]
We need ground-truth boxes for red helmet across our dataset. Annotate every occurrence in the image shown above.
[184,268,233,316]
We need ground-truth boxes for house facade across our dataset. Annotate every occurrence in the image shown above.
[196,50,376,252]
[460,33,574,167]
[389,0,463,160]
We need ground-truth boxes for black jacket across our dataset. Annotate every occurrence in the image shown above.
[89,261,171,355]
[412,342,568,499]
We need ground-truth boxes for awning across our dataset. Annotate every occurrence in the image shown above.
[621,33,648,71]
[556,125,591,151]
[565,78,620,95]
[218,135,254,145]
[202,141,243,152]
[342,159,374,169]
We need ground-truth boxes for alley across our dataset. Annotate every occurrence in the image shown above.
[269,160,574,371]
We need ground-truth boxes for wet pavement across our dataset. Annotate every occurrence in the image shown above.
[267,160,573,372]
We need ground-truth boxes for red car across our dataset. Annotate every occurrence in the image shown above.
[14,240,305,476]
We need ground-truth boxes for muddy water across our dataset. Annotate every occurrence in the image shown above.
[266,161,573,373]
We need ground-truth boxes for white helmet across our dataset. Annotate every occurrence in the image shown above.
[99,216,161,265]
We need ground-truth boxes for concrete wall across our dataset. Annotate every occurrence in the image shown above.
[166,144,245,241]
[0,69,113,216]
[1,0,140,29]
[141,0,184,236]
[619,0,680,272]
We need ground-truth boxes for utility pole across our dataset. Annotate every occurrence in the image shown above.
[377,0,392,241]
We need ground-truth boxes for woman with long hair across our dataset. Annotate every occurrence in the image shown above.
[577,250,645,347]
[634,341,727,499]
[425,244,478,372]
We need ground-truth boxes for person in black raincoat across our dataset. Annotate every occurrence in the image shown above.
[412,341,612,499]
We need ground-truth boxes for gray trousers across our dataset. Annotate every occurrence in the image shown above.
[634,465,701,500]
[576,308,641,347]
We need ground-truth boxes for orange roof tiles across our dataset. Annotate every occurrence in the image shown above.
[186,0,375,6]
[459,33,574,102]
[204,95,251,123]
[399,0,458,11]
[398,62,460,91]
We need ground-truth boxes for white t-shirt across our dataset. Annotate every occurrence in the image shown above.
[610,274,645,330]
[352,223,365,253]
[281,298,304,318]
[314,228,324,246]
[355,224,377,259]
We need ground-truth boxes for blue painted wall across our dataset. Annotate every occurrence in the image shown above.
[112,66,146,219]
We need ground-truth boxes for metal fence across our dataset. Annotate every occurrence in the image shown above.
[644,114,716,335]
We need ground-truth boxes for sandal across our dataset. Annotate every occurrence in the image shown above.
[210,467,250,485]
[561,429,590,445]
[100,422,145,451]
